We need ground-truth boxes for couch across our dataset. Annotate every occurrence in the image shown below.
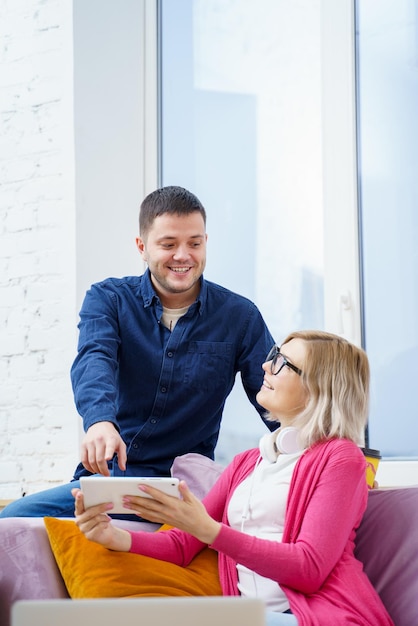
[0,454,417,626]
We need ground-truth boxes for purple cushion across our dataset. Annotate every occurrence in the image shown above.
[355,486,418,626]
[0,517,70,626]
[171,453,224,499]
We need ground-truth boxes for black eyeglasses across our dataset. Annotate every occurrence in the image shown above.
[266,345,303,376]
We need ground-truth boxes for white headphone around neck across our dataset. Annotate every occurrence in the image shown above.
[259,427,302,462]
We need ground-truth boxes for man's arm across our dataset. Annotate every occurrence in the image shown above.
[71,284,126,474]
[81,422,127,475]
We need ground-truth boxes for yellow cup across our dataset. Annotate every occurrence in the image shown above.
[361,447,381,489]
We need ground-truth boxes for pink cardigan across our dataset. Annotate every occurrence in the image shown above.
[130,439,394,626]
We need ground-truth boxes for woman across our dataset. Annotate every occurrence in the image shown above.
[73,330,394,625]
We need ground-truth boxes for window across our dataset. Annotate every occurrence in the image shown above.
[356,0,418,472]
[157,0,418,479]
[159,0,326,462]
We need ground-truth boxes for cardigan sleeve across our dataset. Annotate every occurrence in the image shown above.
[210,443,368,594]
[129,526,205,565]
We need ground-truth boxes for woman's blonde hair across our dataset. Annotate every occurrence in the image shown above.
[280,330,370,447]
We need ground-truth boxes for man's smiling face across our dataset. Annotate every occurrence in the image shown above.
[136,211,207,307]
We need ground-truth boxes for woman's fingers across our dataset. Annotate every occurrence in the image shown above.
[78,512,111,533]
[122,480,205,530]
[177,480,195,502]
[72,487,113,525]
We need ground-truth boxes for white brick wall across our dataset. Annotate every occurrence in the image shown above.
[0,0,79,498]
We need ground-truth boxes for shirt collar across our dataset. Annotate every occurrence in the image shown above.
[141,268,205,314]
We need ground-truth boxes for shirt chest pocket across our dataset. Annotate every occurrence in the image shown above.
[183,341,234,391]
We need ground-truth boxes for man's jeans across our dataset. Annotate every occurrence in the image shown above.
[0,477,140,521]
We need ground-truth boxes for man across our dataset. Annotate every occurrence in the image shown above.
[1,186,275,518]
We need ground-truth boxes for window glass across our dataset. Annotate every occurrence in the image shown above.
[356,0,418,458]
[160,0,324,462]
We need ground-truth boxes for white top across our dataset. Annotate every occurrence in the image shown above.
[161,306,189,331]
[227,451,303,612]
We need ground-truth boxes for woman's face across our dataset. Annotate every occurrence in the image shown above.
[256,337,308,426]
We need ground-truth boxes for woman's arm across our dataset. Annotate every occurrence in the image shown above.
[72,488,132,551]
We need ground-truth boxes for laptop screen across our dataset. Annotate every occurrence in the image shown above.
[12,597,266,626]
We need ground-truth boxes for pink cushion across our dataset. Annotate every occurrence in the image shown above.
[355,486,418,626]
[0,517,70,626]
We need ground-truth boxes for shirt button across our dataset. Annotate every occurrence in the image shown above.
[133,444,138,449]
[150,419,157,424]
[167,351,173,357]
[161,387,167,393]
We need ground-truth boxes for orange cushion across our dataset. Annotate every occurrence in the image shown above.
[44,517,222,599]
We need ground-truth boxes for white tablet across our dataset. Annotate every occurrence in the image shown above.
[80,476,180,514]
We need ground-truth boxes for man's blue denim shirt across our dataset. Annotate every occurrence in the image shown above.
[71,270,275,479]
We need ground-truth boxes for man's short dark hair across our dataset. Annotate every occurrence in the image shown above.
[139,186,207,236]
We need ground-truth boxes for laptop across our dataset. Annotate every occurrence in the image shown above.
[12,597,266,626]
